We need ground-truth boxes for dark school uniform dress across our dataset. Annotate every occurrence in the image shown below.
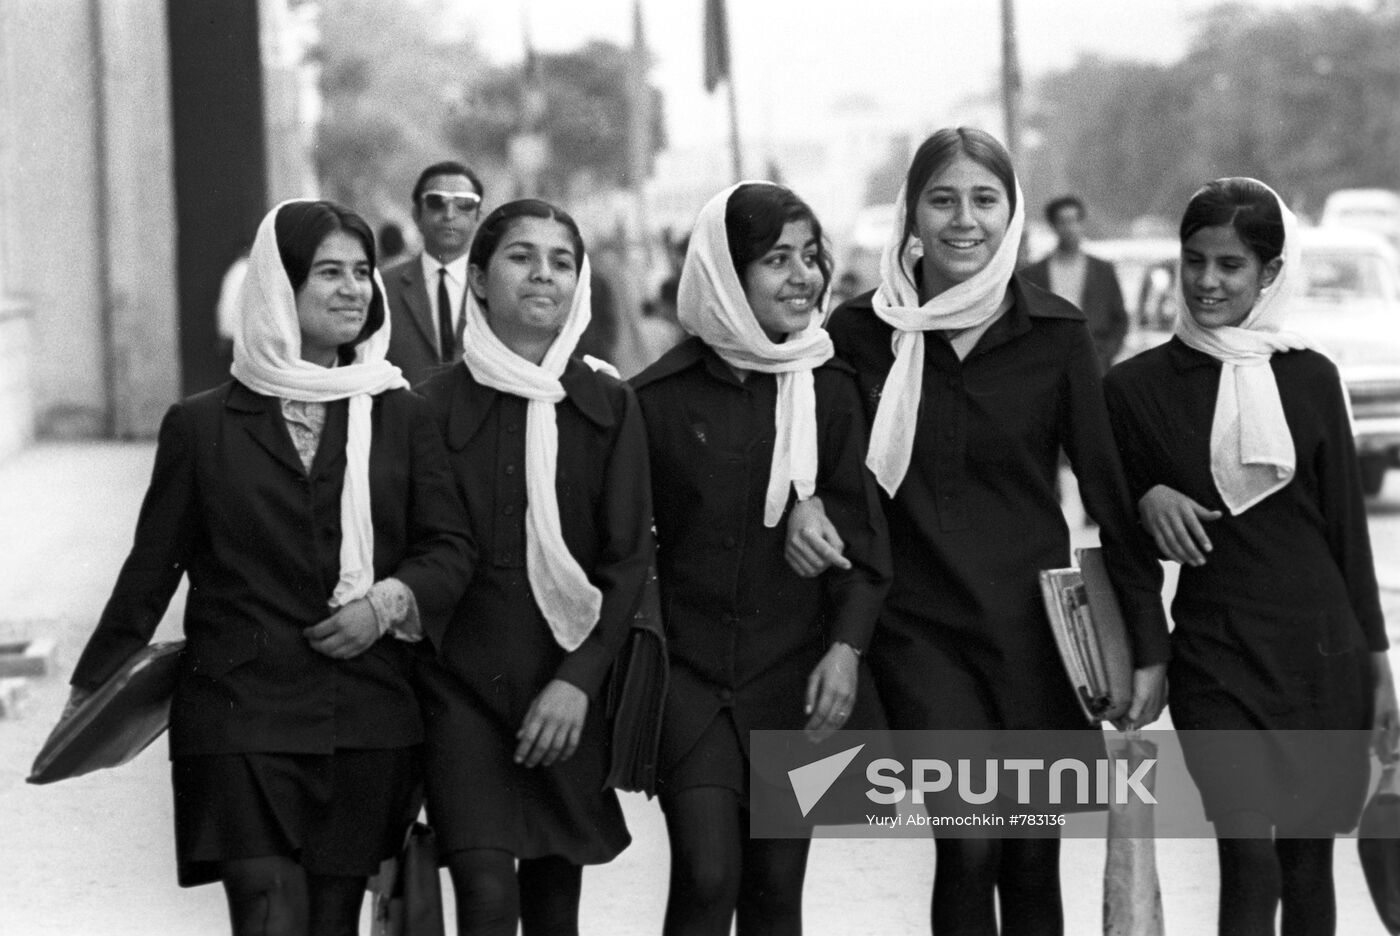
[826,277,1170,743]
[632,338,892,800]
[70,382,473,886]
[1105,338,1385,831]
[414,360,654,865]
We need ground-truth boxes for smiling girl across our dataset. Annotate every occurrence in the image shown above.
[632,183,890,936]
[789,128,1171,934]
[63,200,472,935]
[412,199,654,936]
[1104,178,1399,936]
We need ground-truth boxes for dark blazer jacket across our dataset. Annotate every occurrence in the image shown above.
[1022,252,1128,373]
[384,254,455,387]
[71,381,474,757]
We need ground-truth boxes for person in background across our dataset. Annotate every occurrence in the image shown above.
[214,239,252,360]
[1104,177,1399,936]
[384,160,485,386]
[1022,195,1129,373]
[377,221,409,271]
[413,199,653,936]
[786,128,1170,934]
[633,182,890,936]
[59,199,472,936]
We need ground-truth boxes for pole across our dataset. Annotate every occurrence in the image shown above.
[726,76,743,182]
[1000,0,1022,156]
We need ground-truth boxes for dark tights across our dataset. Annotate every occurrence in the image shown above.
[1216,812,1336,936]
[444,847,583,936]
[931,837,1063,936]
[220,856,365,936]
[663,786,811,936]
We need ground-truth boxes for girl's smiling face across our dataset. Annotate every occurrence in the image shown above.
[1180,224,1281,329]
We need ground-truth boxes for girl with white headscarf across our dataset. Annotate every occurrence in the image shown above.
[411,199,654,936]
[62,200,473,934]
[1104,177,1398,935]
[632,182,890,936]
[792,128,1171,933]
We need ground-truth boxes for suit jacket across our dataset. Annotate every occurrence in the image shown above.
[1022,252,1128,373]
[384,254,458,387]
[71,381,475,757]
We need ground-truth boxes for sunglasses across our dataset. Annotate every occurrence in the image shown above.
[420,190,481,212]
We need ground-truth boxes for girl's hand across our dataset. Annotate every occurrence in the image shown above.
[516,680,589,768]
[804,643,859,742]
[785,496,852,578]
[1138,484,1222,567]
[1373,652,1400,762]
[303,598,380,659]
[1113,663,1167,731]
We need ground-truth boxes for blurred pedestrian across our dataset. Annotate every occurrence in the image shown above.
[1022,195,1129,373]
[412,199,654,936]
[59,199,473,936]
[1104,177,1400,936]
[786,128,1170,934]
[633,182,890,936]
[377,221,409,270]
[214,239,251,359]
[384,161,485,386]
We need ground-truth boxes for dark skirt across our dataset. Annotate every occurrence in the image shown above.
[660,710,747,798]
[417,659,630,866]
[868,605,1105,815]
[1169,600,1374,833]
[171,747,420,887]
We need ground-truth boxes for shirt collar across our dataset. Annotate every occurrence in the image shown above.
[421,251,469,286]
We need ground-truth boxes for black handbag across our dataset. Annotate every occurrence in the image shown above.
[604,565,668,797]
[372,822,445,936]
[1359,763,1400,935]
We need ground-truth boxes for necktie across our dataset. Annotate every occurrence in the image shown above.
[437,268,454,363]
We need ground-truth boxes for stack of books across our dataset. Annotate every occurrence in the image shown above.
[1039,548,1132,724]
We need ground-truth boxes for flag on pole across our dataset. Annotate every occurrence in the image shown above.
[702,0,731,93]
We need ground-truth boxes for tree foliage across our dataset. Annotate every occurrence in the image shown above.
[1022,3,1400,229]
[308,1,664,220]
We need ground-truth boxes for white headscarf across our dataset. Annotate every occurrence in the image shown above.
[460,236,602,652]
[230,200,409,608]
[678,182,835,526]
[864,164,1026,496]
[1173,179,1313,514]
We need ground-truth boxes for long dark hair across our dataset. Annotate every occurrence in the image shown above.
[1179,178,1284,265]
[901,127,1018,245]
[274,200,385,355]
[467,199,586,309]
[724,183,832,302]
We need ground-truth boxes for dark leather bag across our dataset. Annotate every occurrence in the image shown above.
[604,565,668,797]
[372,822,445,936]
[1360,763,1400,935]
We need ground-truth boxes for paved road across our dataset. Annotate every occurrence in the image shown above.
[2,442,1398,934]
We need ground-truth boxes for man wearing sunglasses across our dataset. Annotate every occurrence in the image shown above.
[384,160,485,385]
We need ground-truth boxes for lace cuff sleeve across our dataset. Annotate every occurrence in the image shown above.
[367,578,424,643]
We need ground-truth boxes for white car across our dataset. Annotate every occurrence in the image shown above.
[1320,188,1400,254]
[1290,226,1400,495]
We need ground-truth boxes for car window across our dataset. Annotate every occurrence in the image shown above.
[1302,250,1400,302]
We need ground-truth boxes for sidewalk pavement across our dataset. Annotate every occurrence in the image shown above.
[0,442,1392,934]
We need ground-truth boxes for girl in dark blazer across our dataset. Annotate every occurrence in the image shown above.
[786,128,1171,935]
[633,183,890,936]
[64,200,473,935]
[413,199,654,936]
[1104,178,1398,935]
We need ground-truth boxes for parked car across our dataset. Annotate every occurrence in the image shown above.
[1097,229,1400,496]
[1290,226,1400,495]
[1320,188,1400,254]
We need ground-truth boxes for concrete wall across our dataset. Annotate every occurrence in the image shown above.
[0,0,180,441]
[0,0,109,438]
